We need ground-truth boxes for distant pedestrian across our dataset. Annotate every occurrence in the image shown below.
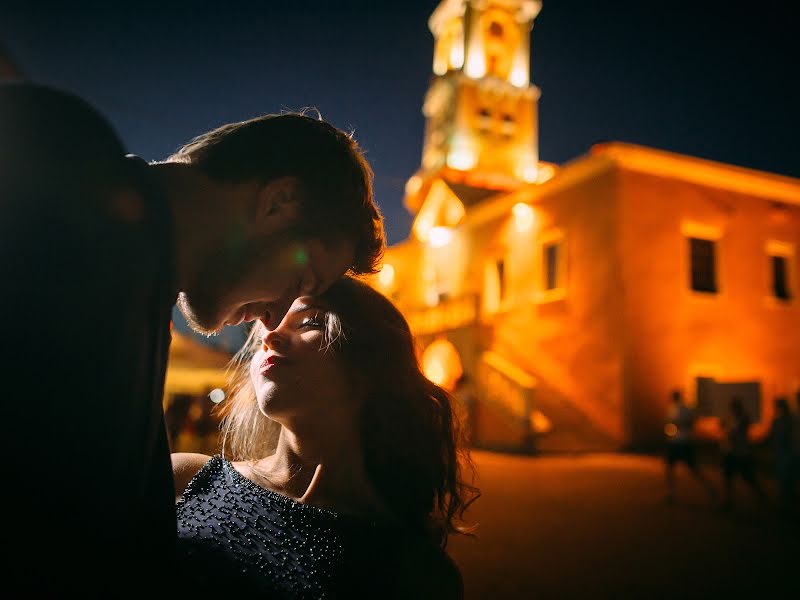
[663,390,716,505]
[768,397,797,513]
[720,397,767,510]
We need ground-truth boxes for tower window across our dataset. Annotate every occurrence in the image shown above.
[689,237,717,293]
[771,255,790,300]
[500,113,516,137]
[477,107,492,134]
[488,21,504,38]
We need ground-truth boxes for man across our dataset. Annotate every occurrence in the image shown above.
[720,397,767,511]
[664,389,716,505]
[768,398,797,513]
[0,83,384,591]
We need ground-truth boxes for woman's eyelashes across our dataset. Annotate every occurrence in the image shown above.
[299,314,324,329]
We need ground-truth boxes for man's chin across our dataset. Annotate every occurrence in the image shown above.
[176,292,223,336]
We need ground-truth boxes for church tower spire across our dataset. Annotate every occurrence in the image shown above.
[405,0,543,221]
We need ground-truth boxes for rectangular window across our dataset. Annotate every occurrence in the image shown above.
[496,258,506,302]
[482,255,508,315]
[535,230,566,303]
[771,255,790,300]
[689,237,717,293]
[543,243,559,290]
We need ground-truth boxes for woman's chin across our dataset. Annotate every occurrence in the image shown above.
[257,399,290,423]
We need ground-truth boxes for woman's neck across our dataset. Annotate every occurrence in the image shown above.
[251,426,393,520]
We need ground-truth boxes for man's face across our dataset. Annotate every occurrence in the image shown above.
[177,210,355,335]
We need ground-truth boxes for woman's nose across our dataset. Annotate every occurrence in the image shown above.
[262,329,286,352]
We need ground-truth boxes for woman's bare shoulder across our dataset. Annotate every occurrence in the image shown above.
[171,452,213,498]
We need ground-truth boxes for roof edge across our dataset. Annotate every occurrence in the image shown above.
[592,142,800,205]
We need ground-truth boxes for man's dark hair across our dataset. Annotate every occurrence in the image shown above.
[168,112,384,274]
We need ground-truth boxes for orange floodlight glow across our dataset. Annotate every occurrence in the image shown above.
[428,226,454,248]
[378,263,396,289]
[422,338,464,390]
[513,202,534,232]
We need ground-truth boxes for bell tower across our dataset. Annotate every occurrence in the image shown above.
[406,0,543,223]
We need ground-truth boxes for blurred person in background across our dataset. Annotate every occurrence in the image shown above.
[664,389,717,505]
[720,397,767,511]
[768,397,797,514]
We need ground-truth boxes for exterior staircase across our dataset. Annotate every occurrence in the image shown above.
[473,351,616,453]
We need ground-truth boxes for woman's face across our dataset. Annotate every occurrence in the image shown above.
[249,295,357,425]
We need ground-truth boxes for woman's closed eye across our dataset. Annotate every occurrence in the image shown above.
[299,315,324,329]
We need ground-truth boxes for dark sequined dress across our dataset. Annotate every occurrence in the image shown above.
[175,455,462,599]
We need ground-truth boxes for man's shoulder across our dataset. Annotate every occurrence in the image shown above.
[0,83,117,133]
[0,82,125,171]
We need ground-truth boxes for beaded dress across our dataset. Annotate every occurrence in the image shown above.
[175,455,461,599]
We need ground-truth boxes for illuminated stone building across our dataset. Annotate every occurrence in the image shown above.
[373,0,800,451]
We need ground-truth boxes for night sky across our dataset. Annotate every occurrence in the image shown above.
[2,0,797,347]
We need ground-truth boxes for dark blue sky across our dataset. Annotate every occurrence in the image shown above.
[2,0,797,244]
[2,0,797,347]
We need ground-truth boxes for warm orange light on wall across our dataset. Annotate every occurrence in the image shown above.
[513,202,535,232]
[516,154,539,183]
[428,226,454,248]
[377,263,396,290]
[447,145,478,171]
[449,41,465,70]
[465,44,486,78]
[509,53,529,88]
[412,179,466,242]
[425,286,441,307]
[405,175,423,196]
[536,163,556,184]
[406,295,478,335]
[422,338,464,390]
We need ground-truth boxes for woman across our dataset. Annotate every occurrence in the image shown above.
[172,276,478,598]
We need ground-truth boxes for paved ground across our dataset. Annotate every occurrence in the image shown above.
[448,451,799,599]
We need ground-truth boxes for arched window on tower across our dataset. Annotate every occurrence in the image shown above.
[480,8,519,80]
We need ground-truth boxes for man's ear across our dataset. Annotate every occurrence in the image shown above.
[255,176,302,227]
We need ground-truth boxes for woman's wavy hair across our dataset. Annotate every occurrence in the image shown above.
[217,276,478,546]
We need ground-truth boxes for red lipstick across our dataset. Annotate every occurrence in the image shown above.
[259,354,288,375]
